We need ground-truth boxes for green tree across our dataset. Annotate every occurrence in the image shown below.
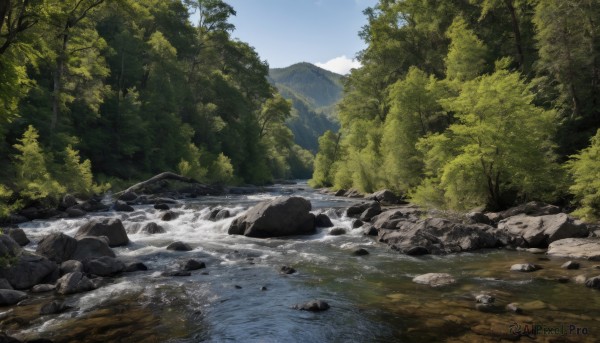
[566,129,600,221]
[309,130,341,188]
[413,70,559,210]
[61,145,104,196]
[445,17,488,82]
[13,125,64,205]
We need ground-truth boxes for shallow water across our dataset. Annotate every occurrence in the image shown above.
[3,182,600,342]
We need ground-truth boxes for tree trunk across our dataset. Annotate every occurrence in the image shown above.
[51,30,70,139]
[504,0,525,70]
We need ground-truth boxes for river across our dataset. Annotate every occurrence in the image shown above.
[3,182,600,342]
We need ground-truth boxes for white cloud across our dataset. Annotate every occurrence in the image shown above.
[315,55,361,75]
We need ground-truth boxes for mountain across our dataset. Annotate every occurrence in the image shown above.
[268,63,343,153]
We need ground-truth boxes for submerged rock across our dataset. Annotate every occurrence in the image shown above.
[40,300,71,315]
[162,270,191,277]
[561,261,580,270]
[228,197,315,238]
[585,276,600,289]
[166,241,192,251]
[181,259,205,271]
[294,300,330,312]
[329,228,346,236]
[140,222,166,234]
[154,203,170,211]
[31,284,56,293]
[114,200,134,212]
[280,266,296,274]
[510,263,541,272]
[124,262,148,272]
[161,211,178,221]
[412,273,456,287]
[353,248,369,256]
[75,218,129,247]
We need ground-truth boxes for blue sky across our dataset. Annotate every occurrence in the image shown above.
[218,0,379,74]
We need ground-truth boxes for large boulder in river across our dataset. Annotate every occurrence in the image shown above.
[56,272,95,295]
[0,252,57,290]
[547,238,600,260]
[496,213,588,248]
[83,256,125,276]
[0,289,27,306]
[75,218,129,247]
[6,228,29,246]
[412,273,456,287]
[36,232,77,263]
[346,201,380,218]
[378,218,499,254]
[366,189,406,205]
[71,236,116,261]
[228,196,315,238]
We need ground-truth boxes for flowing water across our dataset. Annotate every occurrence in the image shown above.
[3,183,600,342]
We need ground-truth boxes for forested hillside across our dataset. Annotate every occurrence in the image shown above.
[268,63,341,152]
[311,0,600,218]
[0,0,313,216]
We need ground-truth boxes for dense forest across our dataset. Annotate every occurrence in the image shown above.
[0,0,314,217]
[311,0,600,219]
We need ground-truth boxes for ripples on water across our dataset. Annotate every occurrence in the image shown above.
[6,182,600,342]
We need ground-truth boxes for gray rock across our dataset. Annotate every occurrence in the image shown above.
[492,202,561,222]
[585,276,600,289]
[36,232,77,263]
[161,211,178,221]
[370,207,422,230]
[214,209,231,221]
[378,218,499,254]
[60,260,83,275]
[466,212,491,225]
[124,262,148,272]
[40,300,70,315]
[0,278,13,290]
[0,252,57,290]
[346,201,379,218]
[561,261,580,270]
[547,238,600,260]
[506,303,523,314]
[329,228,346,236]
[366,189,405,205]
[66,207,87,218]
[497,213,588,248]
[75,218,129,247]
[510,263,541,272]
[166,241,192,251]
[181,259,205,271]
[56,272,95,295]
[294,300,330,311]
[404,246,429,256]
[114,200,134,212]
[353,248,369,256]
[31,284,56,293]
[363,226,378,236]
[0,289,27,306]
[412,273,456,287]
[162,270,191,277]
[79,199,109,212]
[315,213,334,228]
[476,294,495,304]
[6,228,29,246]
[60,194,78,209]
[83,256,125,276]
[71,236,115,261]
[280,266,296,274]
[154,203,170,211]
[140,222,166,234]
[352,219,364,228]
[228,197,315,238]
[118,191,138,202]
[359,204,382,222]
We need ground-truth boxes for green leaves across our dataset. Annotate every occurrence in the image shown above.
[567,130,600,221]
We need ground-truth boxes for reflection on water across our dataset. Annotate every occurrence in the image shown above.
[3,182,600,342]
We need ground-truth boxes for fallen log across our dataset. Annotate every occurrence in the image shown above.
[114,172,205,197]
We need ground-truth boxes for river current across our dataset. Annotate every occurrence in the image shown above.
[4,182,600,342]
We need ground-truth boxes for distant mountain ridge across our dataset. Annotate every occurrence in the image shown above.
[268,63,343,153]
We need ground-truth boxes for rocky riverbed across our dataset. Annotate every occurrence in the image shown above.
[1,183,600,342]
